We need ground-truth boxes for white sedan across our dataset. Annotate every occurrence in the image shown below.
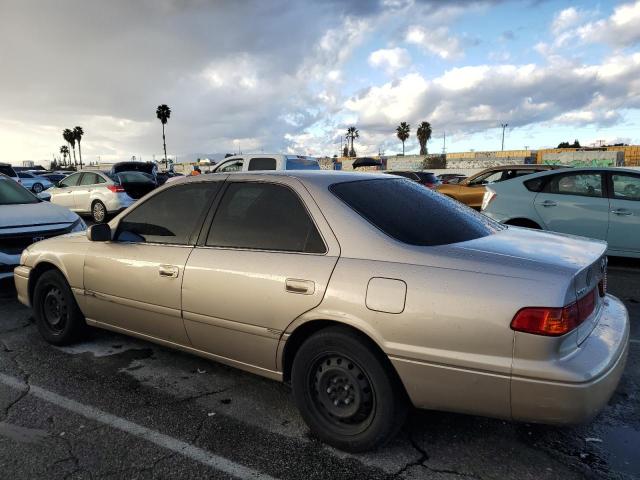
[482,167,640,257]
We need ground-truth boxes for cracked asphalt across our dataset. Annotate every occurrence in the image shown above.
[0,258,638,480]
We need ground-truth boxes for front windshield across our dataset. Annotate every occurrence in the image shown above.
[0,178,39,205]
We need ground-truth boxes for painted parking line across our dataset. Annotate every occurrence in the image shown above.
[0,373,276,480]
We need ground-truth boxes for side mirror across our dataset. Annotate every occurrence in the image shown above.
[37,191,51,201]
[87,223,111,242]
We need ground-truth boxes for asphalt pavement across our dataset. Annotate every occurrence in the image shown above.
[0,259,638,480]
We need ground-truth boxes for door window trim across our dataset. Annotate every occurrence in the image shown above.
[196,179,328,256]
[113,180,223,247]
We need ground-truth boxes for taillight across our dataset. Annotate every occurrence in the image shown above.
[511,288,597,336]
[481,189,496,211]
[423,182,435,189]
[107,184,125,193]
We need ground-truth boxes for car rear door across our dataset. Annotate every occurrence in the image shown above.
[181,176,340,372]
[606,171,640,254]
[74,172,102,212]
[83,181,220,344]
[533,171,609,240]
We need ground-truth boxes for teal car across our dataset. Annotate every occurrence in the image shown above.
[482,167,640,258]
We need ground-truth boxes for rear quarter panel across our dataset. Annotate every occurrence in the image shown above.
[289,256,572,419]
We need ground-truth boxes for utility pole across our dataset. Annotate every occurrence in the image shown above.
[500,123,508,151]
[442,131,446,154]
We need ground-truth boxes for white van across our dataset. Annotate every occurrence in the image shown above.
[212,154,320,173]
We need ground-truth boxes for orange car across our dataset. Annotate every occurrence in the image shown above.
[437,164,558,209]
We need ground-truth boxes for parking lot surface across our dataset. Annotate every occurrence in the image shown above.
[0,259,638,480]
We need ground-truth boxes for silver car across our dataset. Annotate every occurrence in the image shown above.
[14,171,629,452]
[0,173,85,280]
[16,171,54,193]
[48,170,156,222]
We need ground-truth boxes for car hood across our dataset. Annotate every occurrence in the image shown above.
[453,225,607,271]
[0,202,78,229]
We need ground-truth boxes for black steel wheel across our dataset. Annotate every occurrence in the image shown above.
[292,326,408,452]
[33,270,87,345]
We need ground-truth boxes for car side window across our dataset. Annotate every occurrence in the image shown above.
[546,173,603,197]
[612,174,640,201]
[217,160,244,173]
[248,157,277,171]
[469,171,502,185]
[79,173,99,185]
[115,183,218,245]
[18,172,32,179]
[58,173,81,187]
[206,182,326,253]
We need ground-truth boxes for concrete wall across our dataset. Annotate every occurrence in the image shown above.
[539,150,624,167]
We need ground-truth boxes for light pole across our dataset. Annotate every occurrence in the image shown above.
[500,123,508,151]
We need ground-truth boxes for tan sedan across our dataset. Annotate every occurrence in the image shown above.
[437,164,557,209]
[14,171,629,452]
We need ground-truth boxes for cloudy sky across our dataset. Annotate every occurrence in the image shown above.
[1,0,640,164]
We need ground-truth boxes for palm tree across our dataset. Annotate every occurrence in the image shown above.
[73,126,84,169]
[63,128,77,167]
[156,104,171,168]
[396,122,410,155]
[59,145,69,166]
[416,121,432,155]
[346,126,359,157]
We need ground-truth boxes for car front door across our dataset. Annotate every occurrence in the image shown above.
[533,171,609,240]
[606,171,640,255]
[181,176,340,373]
[83,181,220,344]
[51,173,82,209]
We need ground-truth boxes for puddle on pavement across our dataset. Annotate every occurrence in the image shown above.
[599,426,640,476]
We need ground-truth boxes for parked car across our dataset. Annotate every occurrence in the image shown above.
[0,173,85,280]
[437,173,467,184]
[110,161,158,181]
[212,154,320,173]
[48,170,156,223]
[385,170,441,189]
[0,162,20,184]
[437,164,559,209]
[39,173,69,184]
[482,167,640,258]
[14,171,628,452]
[16,171,54,193]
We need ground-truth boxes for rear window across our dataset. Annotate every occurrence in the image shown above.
[117,171,155,184]
[286,157,320,170]
[330,178,504,246]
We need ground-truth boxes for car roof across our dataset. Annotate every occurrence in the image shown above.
[188,169,390,187]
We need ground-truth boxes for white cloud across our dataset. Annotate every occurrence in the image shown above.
[551,7,582,35]
[368,47,412,74]
[405,25,463,59]
[576,0,640,47]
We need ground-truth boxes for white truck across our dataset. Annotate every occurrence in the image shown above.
[212,154,320,173]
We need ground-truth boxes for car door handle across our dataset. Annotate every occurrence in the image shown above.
[158,265,179,278]
[611,209,633,216]
[285,278,315,295]
[539,200,557,207]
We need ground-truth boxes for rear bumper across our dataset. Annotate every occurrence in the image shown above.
[511,294,629,424]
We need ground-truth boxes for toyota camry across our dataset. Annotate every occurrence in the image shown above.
[14,171,629,452]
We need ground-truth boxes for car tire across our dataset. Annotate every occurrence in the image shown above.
[33,270,87,345]
[91,200,107,223]
[291,326,408,452]
[32,183,43,194]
